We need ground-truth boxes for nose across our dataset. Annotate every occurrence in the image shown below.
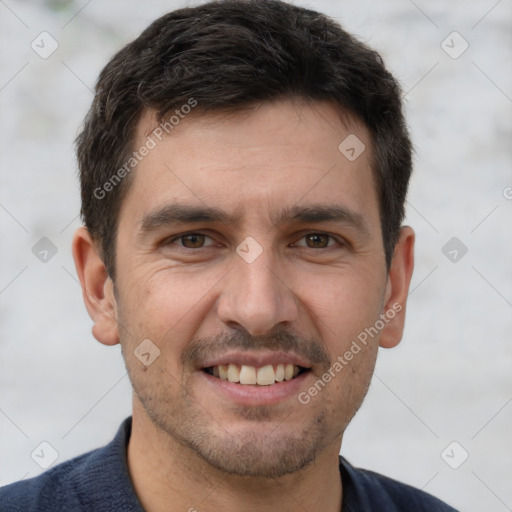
[216,247,299,336]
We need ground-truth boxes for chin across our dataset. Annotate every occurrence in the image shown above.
[169,410,331,479]
[191,430,322,478]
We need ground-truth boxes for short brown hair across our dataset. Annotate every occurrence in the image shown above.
[76,0,412,278]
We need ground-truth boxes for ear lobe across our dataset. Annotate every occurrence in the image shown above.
[72,227,120,346]
[379,226,415,349]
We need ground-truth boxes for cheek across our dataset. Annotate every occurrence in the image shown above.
[297,268,385,343]
[118,267,222,351]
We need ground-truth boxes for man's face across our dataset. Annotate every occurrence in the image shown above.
[111,99,393,477]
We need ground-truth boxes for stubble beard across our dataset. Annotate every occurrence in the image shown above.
[121,324,375,479]
[133,377,331,478]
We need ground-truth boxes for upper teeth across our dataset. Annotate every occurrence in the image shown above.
[212,363,300,385]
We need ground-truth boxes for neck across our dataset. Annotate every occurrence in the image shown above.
[127,403,343,512]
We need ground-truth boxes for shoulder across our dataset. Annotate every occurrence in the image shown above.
[340,456,459,511]
[0,418,140,512]
[0,449,98,511]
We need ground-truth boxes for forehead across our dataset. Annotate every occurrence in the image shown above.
[119,99,379,231]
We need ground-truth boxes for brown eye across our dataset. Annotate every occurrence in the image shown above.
[180,233,206,248]
[304,233,332,248]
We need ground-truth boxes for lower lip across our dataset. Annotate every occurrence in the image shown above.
[199,370,310,406]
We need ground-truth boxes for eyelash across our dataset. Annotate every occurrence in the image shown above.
[165,231,344,250]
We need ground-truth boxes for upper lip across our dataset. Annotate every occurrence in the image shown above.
[199,351,312,370]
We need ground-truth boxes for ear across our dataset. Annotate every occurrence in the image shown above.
[72,226,119,346]
[379,226,415,349]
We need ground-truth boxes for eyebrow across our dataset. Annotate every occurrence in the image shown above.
[270,204,369,235]
[138,202,370,237]
[139,204,232,234]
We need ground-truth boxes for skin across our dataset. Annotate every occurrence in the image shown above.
[73,98,414,512]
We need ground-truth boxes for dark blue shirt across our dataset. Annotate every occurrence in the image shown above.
[0,417,458,511]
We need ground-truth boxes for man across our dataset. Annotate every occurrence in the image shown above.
[0,0,459,510]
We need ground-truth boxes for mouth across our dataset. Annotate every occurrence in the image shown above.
[203,363,311,386]
[198,353,314,406]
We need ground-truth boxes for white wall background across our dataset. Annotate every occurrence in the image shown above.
[0,1,511,511]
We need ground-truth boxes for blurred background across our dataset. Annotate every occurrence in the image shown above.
[0,1,511,510]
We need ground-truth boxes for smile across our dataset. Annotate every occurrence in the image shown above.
[203,363,310,386]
